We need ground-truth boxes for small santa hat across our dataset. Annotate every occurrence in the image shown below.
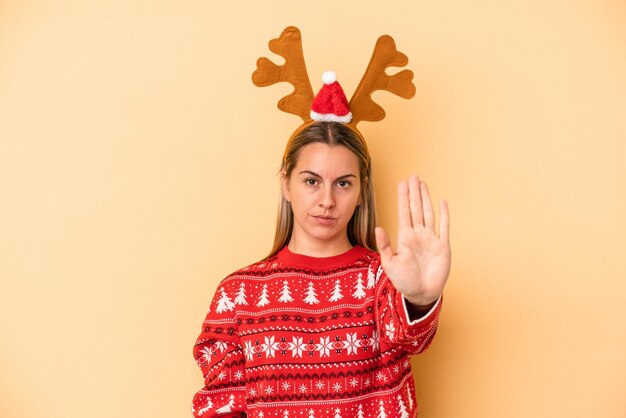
[310,71,353,123]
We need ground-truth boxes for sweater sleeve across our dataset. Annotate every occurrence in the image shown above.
[191,281,246,417]
[373,264,443,355]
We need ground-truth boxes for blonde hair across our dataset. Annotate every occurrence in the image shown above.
[267,122,377,258]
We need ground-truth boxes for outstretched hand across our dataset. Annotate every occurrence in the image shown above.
[375,174,451,308]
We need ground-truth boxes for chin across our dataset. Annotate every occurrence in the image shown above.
[306,227,346,243]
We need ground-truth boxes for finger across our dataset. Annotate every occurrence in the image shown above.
[397,181,412,229]
[439,199,450,243]
[375,226,393,265]
[421,181,436,232]
[408,174,424,228]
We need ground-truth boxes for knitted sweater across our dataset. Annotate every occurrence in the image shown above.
[191,245,442,418]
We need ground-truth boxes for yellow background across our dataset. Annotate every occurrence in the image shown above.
[1,1,625,417]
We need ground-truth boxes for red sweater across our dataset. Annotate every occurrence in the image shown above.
[192,245,442,418]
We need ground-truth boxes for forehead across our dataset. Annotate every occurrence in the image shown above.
[294,143,360,175]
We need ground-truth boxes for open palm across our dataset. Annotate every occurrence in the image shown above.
[375,174,451,307]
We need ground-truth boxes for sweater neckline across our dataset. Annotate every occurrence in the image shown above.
[277,245,367,270]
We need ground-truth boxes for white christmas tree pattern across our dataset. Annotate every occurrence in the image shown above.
[352,272,366,299]
[278,280,294,303]
[215,394,235,414]
[375,265,383,284]
[407,386,414,409]
[234,282,248,305]
[257,284,270,307]
[398,394,409,418]
[303,281,319,304]
[308,408,315,418]
[333,408,342,418]
[328,279,343,302]
[367,266,376,289]
[197,397,213,416]
[356,404,364,418]
[377,399,387,418]
[215,287,235,313]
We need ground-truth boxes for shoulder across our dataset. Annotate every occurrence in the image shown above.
[359,246,382,265]
[207,254,281,309]
[215,253,280,287]
[230,252,281,276]
[360,246,381,260]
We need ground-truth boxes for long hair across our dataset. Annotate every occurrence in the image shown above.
[267,122,377,258]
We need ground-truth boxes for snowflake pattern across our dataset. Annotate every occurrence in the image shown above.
[262,336,280,358]
[246,331,379,359]
[199,346,212,363]
[317,336,332,357]
[344,332,360,355]
[289,336,306,358]
[215,341,228,353]
[244,340,254,361]
[385,320,396,340]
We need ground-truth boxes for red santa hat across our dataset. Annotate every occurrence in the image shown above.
[310,71,353,123]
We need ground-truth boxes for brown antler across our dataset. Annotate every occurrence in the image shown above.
[252,26,314,122]
[348,35,416,127]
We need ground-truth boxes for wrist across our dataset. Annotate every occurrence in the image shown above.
[402,293,438,309]
[402,295,438,322]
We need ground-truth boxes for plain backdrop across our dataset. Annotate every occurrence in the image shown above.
[1,1,625,417]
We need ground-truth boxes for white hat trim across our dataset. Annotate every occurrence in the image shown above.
[310,110,353,123]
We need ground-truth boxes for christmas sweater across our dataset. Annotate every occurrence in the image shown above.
[192,245,442,418]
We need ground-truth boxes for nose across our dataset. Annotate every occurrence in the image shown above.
[318,184,335,209]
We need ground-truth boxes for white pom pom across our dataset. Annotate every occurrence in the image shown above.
[322,70,336,84]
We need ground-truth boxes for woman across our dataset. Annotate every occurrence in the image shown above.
[191,121,451,417]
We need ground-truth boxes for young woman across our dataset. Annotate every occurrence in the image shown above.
[191,122,451,417]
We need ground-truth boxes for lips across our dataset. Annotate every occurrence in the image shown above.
[312,215,336,224]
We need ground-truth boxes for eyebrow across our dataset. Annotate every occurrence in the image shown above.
[298,170,357,181]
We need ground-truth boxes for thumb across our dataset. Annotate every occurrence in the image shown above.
[375,226,393,266]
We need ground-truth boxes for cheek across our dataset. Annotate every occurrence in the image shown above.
[290,189,313,210]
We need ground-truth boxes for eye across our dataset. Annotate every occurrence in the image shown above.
[305,178,318,186]
[337,180,352,188]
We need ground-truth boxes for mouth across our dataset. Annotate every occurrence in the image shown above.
[312,215,336,224]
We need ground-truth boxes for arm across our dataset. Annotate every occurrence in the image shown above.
[374,174,450,353]
[374,265,443,354]
[191,281,246,417]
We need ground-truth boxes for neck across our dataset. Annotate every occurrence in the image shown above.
[287,234,353,258]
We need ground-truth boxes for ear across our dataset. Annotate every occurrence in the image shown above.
[280,170,291,202]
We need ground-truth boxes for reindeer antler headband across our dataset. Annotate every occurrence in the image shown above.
[252,26,416,153]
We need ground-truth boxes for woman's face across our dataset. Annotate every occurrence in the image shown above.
[281,142,362,251]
